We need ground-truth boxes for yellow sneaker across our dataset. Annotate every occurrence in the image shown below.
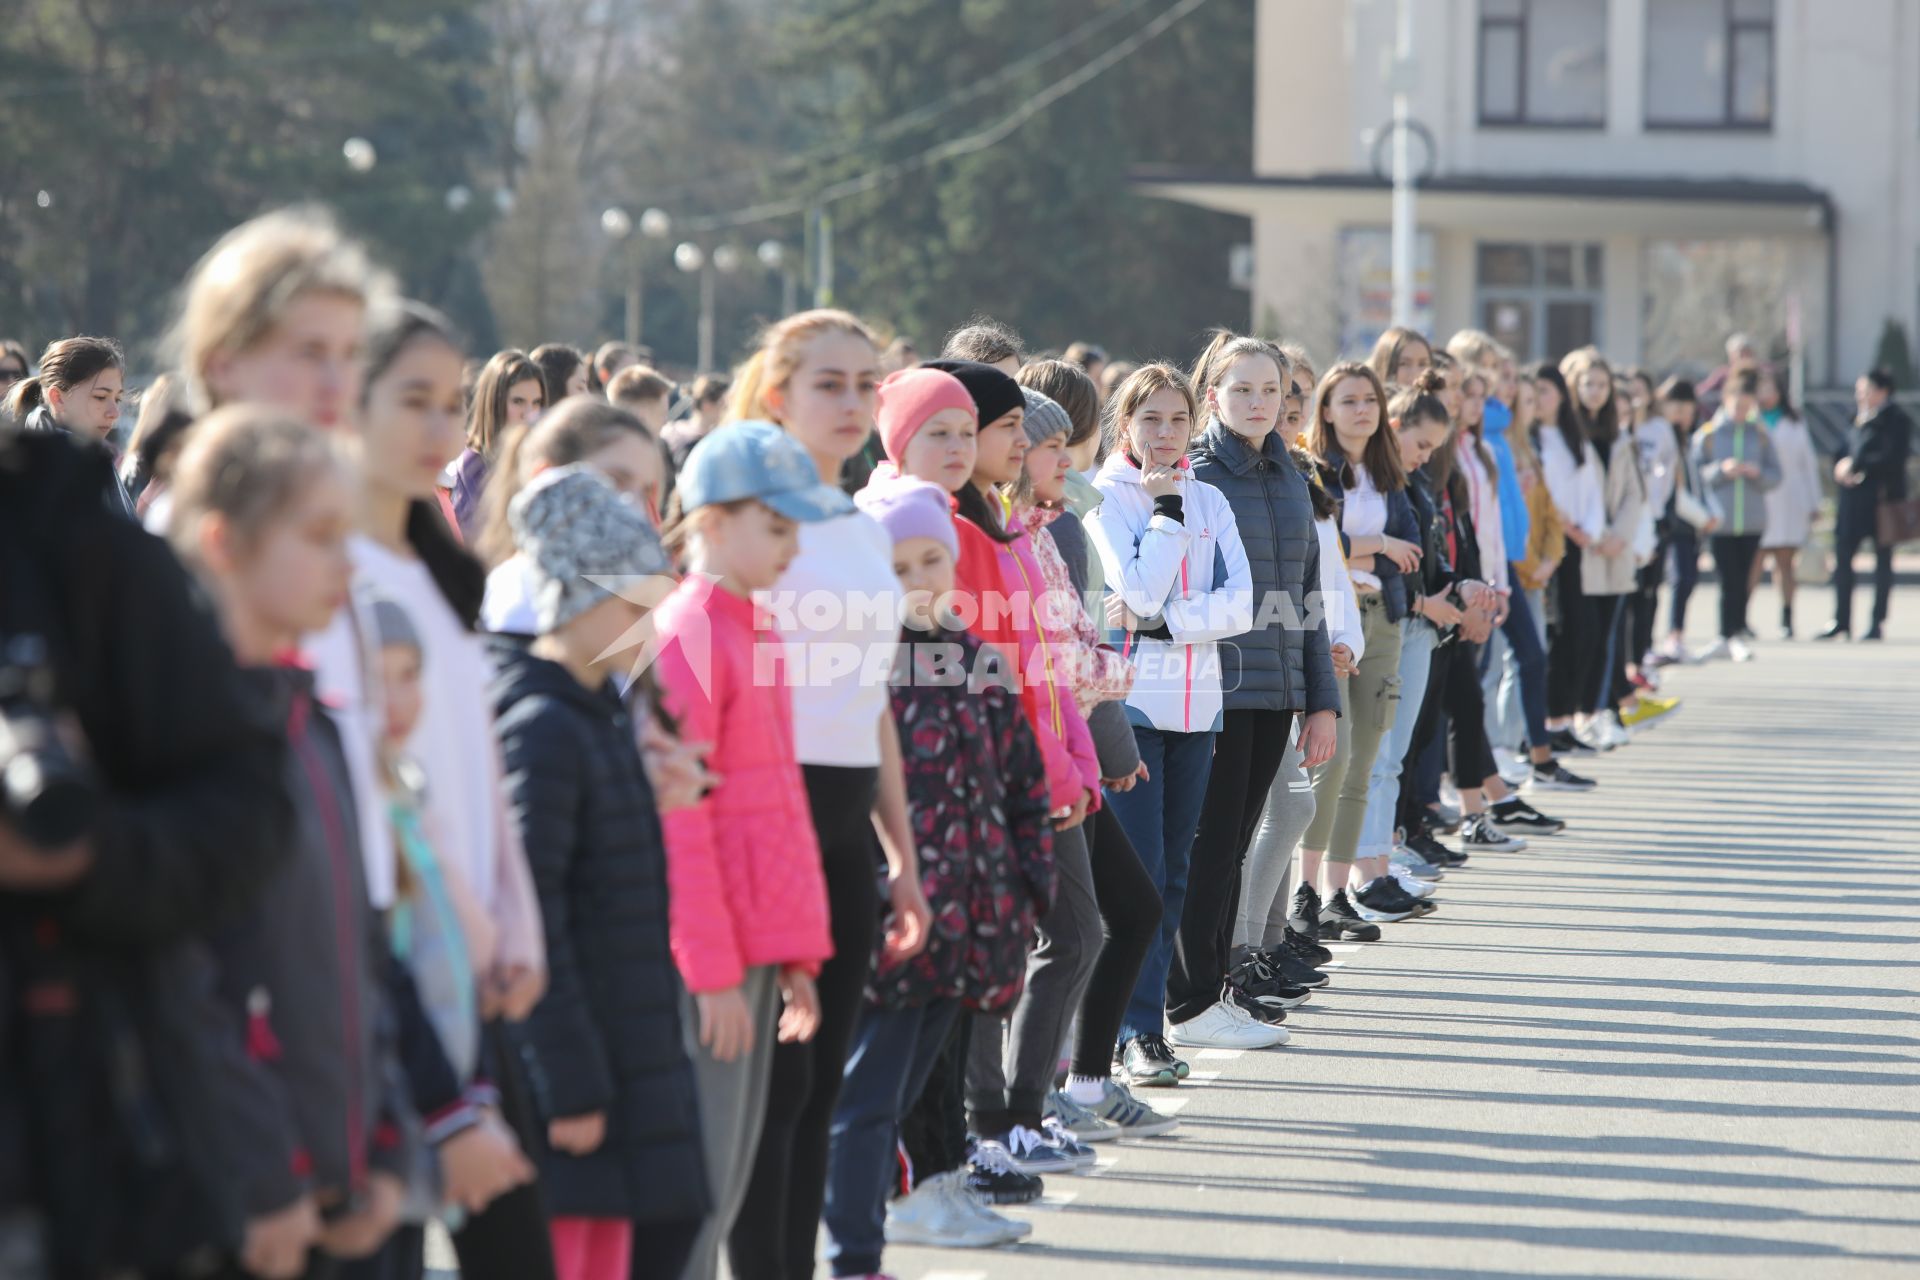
[1620,696,1680,729]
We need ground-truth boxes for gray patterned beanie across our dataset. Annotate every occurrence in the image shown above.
[508,464,671,633]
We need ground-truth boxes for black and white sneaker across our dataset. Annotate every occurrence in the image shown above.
[1527,759,1597,792]
[1260,940,1331,988]
[1427,803,1463,836]
[1548,728,1597,757]
[966,1141,1045,1204]
[1286,882,1323,937]
[1281,924,1334,967]
[1408,828,1466,868]
[1460,813,1527,852]
[1317,889,1383,941]
[1227,952,1312,1009]
[1356,877,1435,920]
[1491,796,1566,835]
[1227,985,1290,1025]
[1116,1032,1188,1088]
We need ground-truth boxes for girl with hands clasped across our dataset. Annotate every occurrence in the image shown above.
[1088,364,1256,1081]
[650,422,848,1279]
[1293,361,1422,940]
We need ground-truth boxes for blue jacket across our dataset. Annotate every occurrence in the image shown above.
[1482,398,1531,560]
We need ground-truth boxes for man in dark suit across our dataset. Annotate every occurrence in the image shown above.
[1819,367,1913,640]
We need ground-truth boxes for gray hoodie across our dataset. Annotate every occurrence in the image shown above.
[1689,411,1782,538]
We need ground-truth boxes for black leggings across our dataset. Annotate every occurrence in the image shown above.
[1166,709,1291,1025]
[1071,801,1161,1079]
[1547,545,1612,718]
[1712,534,1762,640]
[899,1016,971,1186]
[1442,642,1498,787]
[729,765,880,1280]
[1629,533,1668,667]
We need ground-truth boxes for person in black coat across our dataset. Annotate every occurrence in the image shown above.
[491,465,707,1280]
[1821,368,1914,639]
[0,425,295,1276]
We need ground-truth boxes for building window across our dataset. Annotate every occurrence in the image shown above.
[1475,241,1604,362]
[1646,0,1774,129]
[1478,0,1608,128]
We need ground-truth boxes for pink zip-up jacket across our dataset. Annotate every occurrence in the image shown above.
[652,575,833,993]
[983,496,1100,812]
[1018,504,1134,717]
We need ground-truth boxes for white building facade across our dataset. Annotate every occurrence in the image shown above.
[1139,0,1920,384]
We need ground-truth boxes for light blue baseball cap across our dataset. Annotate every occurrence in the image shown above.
[677,420,856,522]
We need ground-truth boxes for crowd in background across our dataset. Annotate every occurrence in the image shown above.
[0,205,1911,1280]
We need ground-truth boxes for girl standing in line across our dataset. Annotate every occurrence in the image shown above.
[1690,369,1782,663]
[451,350,546,535]
[1088,364,1258,1076]
[1752,366,1822,638]
[1557,347,1648,741]
[722,312,932,1280]
[1295,362,1423,937]
[825,479,1056,1275]
[167,408,415,1279]
[1178,333,1338,1043]
[651,421,845,1280]
[1367,325,1434,389]
[1652,378,1712,663]
[1533,359,1609,756]
[493,468,709,1280]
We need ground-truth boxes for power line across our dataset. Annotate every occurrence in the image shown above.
[681,0,1217,234]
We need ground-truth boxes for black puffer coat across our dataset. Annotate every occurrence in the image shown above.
[490,645,709,1224]
[1188,421,1338,716]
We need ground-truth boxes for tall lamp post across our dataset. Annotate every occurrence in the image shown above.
[758,240,797,317]
[603,206,673,348]
[1388,0,1416,328]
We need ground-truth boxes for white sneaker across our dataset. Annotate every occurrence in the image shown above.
[885,1171,1016,1248]
[1438,777,1463,812]
[1601,715,1631,748]
[1390,844,1443,880]
[1696,637,1731,662]
[1167,999,1287,1049]
[1729,635,1755,663]
[1389,865,1437,898]
[951,1172,1032,1242]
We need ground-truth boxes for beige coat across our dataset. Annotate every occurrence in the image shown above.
[1580,431,1648,597]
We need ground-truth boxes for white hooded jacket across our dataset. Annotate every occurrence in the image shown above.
[1087,453,1253,734]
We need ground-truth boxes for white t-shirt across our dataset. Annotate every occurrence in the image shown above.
[340,536,506,906]
[481,553,539,636]
[1342,465,1387,590]
[775,510,900,768]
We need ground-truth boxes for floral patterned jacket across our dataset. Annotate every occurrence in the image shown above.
[869,624,1055,1013]
[1019,504,1134,717]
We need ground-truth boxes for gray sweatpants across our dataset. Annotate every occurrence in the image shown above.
[1238,726,1316,950]
[965,820,1098,1129]
[682,965,781,1280]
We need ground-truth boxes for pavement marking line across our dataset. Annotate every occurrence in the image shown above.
[1017,1190,1080,1210]
[1150,1094,1192,1114]
[1085,1155,1121,1176]
[1185,1070,1222,1082]
[916,1272,989,1280]
[1195,1048,1245,1060]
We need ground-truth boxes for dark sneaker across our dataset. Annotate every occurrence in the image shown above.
[1491,796,1566,835]
[1427,803,1463,835]
[1226,952,1311,1009]
[1117,1033,1187,1088]
[1286,882,1323,936]
[1527,759,1597,792]
[1408,828,1467,868]
[1355,877,1431,920]
[1261,941,1331,988]
[1227,985,1291,1025]
[966,1141,1045,1204]
[1281,924,1333,967]
[1460,813,1527,852]
[1317,889,1383,941]
[1549,728,1597,756]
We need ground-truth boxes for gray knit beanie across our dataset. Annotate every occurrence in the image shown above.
[1021,386,1072,446]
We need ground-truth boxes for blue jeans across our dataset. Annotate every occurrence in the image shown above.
[824,999,962,1276]
[1482,578,1550,752]
[1359,619,1438,859]
[1106,724,1215,1042]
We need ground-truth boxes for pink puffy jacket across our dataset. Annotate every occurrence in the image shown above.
[652,576,833,993]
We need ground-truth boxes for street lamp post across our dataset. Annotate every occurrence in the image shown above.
[758,240,797,317]
[1389,0,1416,328]
[603,206,673,349]
[675,242,710,371]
